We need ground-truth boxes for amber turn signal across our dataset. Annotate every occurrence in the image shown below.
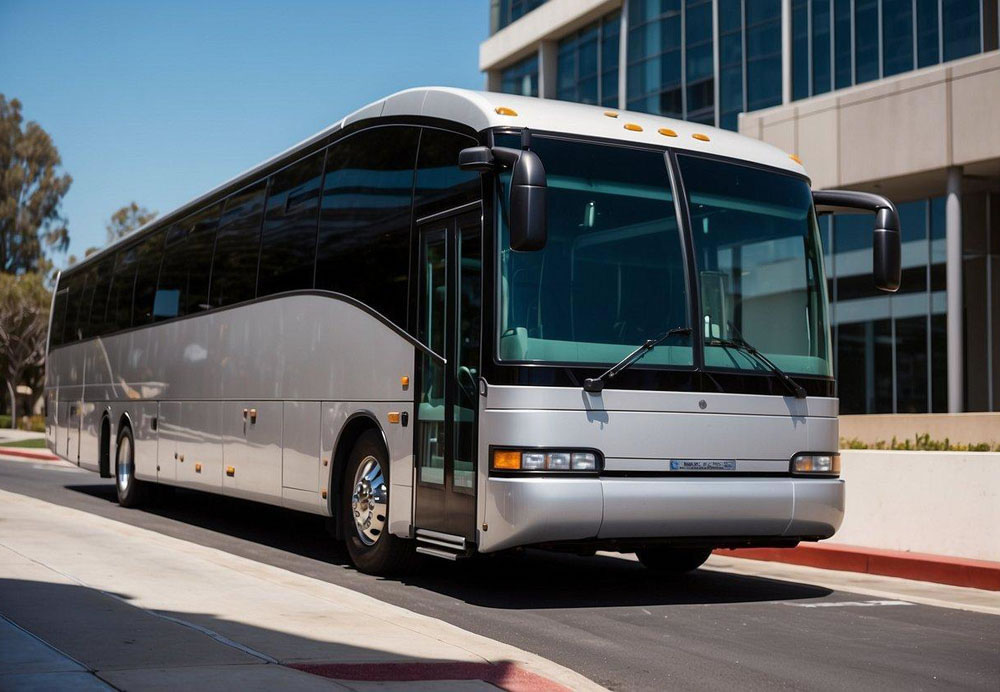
[492,450,521,470]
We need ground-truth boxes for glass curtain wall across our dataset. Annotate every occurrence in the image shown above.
[557,11,621,107]
[500,54,540,97]
[825,197,949,413]
[793,0,991,99]
[629,0,780,129]
[491,0,548,34]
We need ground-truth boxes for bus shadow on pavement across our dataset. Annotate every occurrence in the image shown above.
[64,481,832,609]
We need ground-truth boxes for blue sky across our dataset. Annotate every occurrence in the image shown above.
[1,0,485,266]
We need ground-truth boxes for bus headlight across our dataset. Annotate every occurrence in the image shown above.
[791,453,840,476]
[491,449,601,474]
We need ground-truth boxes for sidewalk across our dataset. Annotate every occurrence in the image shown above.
[0,430,60,462]
[0,488,601,691]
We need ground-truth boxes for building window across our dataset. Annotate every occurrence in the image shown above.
[490,0,548,34]
[793,0,989,101]
[745,0,783,112]
[828,197,959,414]
[500,54,539,97]
[557,11,620,107]
[627,0,684,117]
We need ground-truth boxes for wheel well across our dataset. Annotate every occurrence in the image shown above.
[99,415,112,478]
[330,414,386,540]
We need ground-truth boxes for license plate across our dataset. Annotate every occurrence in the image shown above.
[670,459,737,471]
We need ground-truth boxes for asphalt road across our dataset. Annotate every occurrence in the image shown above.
[2,456,997,691]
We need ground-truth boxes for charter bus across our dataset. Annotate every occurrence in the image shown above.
[45,88,901,575]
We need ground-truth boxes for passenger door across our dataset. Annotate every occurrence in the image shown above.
[413,208,481,541]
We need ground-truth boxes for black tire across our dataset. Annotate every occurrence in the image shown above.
[115,424,148,508]
[342,429,415,575]
[635,546,712,574]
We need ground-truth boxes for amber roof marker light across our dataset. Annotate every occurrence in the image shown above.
[495,106,518,116]
[692,133,710,142]
[658,127,678,137]
[789,153,803,164]
[624,123,643,132]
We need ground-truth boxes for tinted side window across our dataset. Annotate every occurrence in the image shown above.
[49,286,69,347]
[85,256,115,337]
[106,244,138,331]
[315,126,419,328]
[75,268,97,340]
[258,150,324,296]
[154,205,219,319]
[414,128,480,219]
[133,230,165,326]
[211,181,266,307]
[61,274,85,344]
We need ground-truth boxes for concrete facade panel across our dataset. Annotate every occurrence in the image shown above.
[951,60,1000,166]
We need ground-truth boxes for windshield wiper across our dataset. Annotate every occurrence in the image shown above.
[583,327,692,393]
[708,325,807,399]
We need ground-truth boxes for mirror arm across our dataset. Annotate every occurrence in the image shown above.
[813,189,902,294]
[812,189,900,231]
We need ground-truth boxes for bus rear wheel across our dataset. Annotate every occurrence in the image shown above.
[635,546,712,574]
[342,430,414,575]
[115,425,148,508]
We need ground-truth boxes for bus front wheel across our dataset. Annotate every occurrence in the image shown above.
[115,425,148,508]
[342,430,414,575]
[635,546,712,574]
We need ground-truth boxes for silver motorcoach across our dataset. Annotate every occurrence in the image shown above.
[45,88,901,574]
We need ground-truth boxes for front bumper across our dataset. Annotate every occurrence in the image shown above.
[479,476,844,553]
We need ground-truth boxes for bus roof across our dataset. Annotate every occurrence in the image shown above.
[64,87,806,277]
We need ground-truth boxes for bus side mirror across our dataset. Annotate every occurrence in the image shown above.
[813,189,901,293]
[460,145,547,251]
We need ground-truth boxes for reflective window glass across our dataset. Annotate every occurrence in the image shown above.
[414,128,480,220]
[500,54,539,97]
[834,0,852,87]
[315,126,419,328]
[882,0,914,76]
[211,182,266,308]
[84,256,114,337]
[132,230,164,326]
[916,0,941,67]
[855,0,880,84]
[106,245,138,331]
[812,0,832,94]
[942,0,981,61]
[155,205,218,319]
[258,151,324,297]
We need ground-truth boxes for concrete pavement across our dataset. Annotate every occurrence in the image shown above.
[0,487,599,691]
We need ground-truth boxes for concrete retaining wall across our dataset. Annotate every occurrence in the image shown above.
[830,450,1000,562]
[840,413,1000,447]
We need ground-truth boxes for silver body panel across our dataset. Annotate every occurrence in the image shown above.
[475,385,842,553]
[46,295,415,525]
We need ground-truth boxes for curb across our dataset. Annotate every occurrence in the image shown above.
[290,661,572,692]
[0,447,60,462]
[715,543,1000,591]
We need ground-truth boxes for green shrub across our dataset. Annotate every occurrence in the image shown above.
[0,415,10,429]
[840,434,1000,452]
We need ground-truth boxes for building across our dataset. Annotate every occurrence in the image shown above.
[481,0,1000,414]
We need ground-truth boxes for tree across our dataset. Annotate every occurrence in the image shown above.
[0,272,50,424]
[0,95,72,274]
[106,202,156,243]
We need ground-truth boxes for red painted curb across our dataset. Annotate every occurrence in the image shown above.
[715,543,1000,591]
[289,661,571,692]
[0,446,60,461]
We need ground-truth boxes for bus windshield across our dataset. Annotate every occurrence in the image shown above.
[497,136,693,368]
[678,155,832,378]
[496,136,831,379]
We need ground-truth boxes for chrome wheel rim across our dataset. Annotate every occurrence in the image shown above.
[351,455,387,546]
[117,434,133,493]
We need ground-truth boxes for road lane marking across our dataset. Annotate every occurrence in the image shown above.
[783,600,915,608]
